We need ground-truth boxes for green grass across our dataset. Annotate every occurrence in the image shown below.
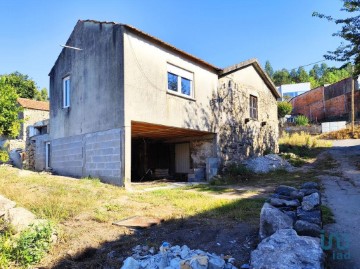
[321,205,335,225]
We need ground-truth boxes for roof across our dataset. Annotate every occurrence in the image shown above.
[17,98,50,111]
[219,59,280,98]
[51,20,279,98]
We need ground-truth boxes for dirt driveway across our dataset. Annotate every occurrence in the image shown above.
[320,139,360,269]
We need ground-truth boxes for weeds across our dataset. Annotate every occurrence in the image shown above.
[321,205,335,225]
[319,125,360,140]
[0,222,54,268]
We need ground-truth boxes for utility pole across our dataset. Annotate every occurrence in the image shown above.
[351,76,355,135]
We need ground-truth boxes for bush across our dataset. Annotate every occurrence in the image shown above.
[278,101,293,118]
[0,150,9,163]
[295,115,309,126]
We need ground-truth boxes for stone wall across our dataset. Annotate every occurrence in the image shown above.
[51,128,123,185]
[190,139,215,169]
[213,78,279,167]
[19,109,49,140]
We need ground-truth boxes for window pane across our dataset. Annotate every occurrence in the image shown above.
[181,78,191,95]
[168,72,178,91]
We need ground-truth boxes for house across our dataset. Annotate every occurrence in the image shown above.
[277,82,311,101]
[46,20,280,186]
[17,98,50,140]
[290,77,360,122]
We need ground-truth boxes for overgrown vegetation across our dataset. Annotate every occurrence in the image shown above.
[279,132,332,166]
[0,222,54,268]
[295,115,309,126]
[0,150,9,163]
[319,125,360,139]
[321,205,335,225]
[277,101,293,118]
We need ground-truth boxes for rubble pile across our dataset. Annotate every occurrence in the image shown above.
[242,154,294,173]
[121,243,238,269]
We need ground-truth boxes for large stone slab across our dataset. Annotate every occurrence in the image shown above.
[294,220,321,237]
[297,207,322,226]
[250,229,324,269]
[259,203,294,240]
[0,195,16,217]
[5,207,36,233]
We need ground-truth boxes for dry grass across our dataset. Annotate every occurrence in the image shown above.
[279,131,332,148]
[319,125,360,140]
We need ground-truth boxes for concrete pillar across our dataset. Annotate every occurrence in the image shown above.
[123,123,132,189]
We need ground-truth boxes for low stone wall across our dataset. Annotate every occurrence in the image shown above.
[250,182,324,269]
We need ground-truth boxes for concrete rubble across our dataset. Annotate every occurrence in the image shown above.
[121,243,237,269]
[242,154,294,173]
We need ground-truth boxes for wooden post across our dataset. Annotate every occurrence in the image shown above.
[351,77,355,134]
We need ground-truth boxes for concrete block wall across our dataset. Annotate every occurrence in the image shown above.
[51,128,123,185]
[34,134,49,171]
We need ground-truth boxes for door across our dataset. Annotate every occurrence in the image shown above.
[175,143,190,173]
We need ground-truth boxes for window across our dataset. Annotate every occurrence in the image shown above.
[167,64,193,97]
[63,76,70,108]
[250,95,258,119]
[45,142,51,169]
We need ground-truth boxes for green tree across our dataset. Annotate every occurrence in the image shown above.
[278,101,293,118]
[290,69,298,83]
[0,78,23,138]
[297,67,310,83]
[313,1,360,74]
[273,69,292,86]
[265,60,274,78]
[34,88,49,101]
[0,72,37,99]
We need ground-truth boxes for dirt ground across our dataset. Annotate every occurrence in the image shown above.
[44,217,258,268]
[320,139,360,269]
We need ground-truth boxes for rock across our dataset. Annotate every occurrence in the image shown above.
[259,203,294,240]
[0,195,16,216]
[289,190,304,200]
[180,245,190,259]
[294,220,321,237]
[5,207,36,233]
[250,229,324,269]
[121,257,140,269]
[190,254,208,269]
[301,182,320,190]
[297,208,322,226]
[283,211,297,221]
[300,188,319,196]
[302,192,320,211]
[269,198,300,207]
[209,256,225,269]
[275,185,298,196]
[243,154,294,173]
[240,264,250,269]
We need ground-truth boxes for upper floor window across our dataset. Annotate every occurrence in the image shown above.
[63,76,70,108]
[167,64,193,97]
[250,95,258,119]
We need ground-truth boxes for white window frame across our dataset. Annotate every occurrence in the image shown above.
[167,63,194,98]
[45,142,51,169]
[63,76,70,108]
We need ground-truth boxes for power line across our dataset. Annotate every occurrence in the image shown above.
[287,59,327,71]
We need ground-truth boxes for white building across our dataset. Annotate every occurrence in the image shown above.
[277,82,311,100]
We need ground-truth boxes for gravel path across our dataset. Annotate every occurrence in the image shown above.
[321,139,360,269]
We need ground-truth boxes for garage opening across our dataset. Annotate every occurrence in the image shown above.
[131,121,216,182]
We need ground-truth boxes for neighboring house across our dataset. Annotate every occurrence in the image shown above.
[290,77,360,122]
[47,20,280,186]
[277,82,311,101]
[17,98,50,140]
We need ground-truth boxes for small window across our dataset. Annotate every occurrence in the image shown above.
[45,142,51,169]
[250,95,258,119]
[167,64,193,97]
[63,76,70,108]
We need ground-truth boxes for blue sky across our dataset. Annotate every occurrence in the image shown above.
[0,0,346,90]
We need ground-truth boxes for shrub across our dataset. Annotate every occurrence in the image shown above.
[0,150,9,163]
[278,101,293,118]
[295,115,309,126]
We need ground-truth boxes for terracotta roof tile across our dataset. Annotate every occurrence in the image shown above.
[17,98,50,111]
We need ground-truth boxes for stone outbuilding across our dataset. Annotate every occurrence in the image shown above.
[47,19,280,186]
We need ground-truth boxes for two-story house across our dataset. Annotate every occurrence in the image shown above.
[47,20,280,186]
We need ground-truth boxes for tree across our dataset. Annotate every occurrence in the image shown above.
[0,78,23,138]
[278,101,293,118]
[290,69,298,83]
[0,72,37,99]
[273,69,292,86]
[313,1,360,74]
[265,60,274,78]
[34,88,49,101]
[297,67,310,83]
